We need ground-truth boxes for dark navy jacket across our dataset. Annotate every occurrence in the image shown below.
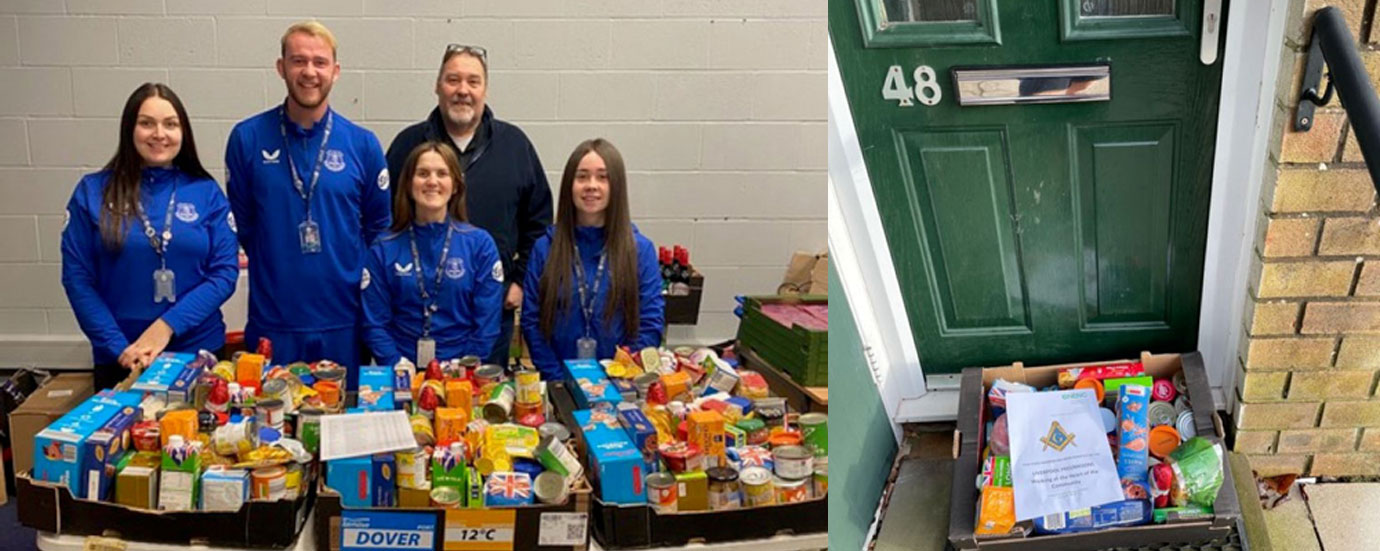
[61,167,239,365]
[362,220,505,365]
[386,106,551,292]
[225,105,391,333]
[521,225,665,380]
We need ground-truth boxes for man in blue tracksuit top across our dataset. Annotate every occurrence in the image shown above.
[226,22,390,383]
[386,45,552,367]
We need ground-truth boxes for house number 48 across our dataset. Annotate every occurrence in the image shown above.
[882,65,941,107]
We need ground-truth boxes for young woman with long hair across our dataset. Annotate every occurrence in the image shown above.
[521,138,665,379]
[61,83,239,389]
[361,142,504,367]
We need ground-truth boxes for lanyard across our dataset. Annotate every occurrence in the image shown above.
[134,175,178,270]
[408,221,455,338]
[572,243,607,339]
[278,107,334,222]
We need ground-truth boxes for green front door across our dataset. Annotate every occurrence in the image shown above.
[830,0,1224,374]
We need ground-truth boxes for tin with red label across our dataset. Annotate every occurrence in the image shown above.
[132,421,161,452]
[645,471,677,513]
[514,399,542,420]
[1152,378,1178,402]
[256,398,286,430]
[774,475,810,503]
[659,441,702,473]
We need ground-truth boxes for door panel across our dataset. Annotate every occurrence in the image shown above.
[830,0,1224,373]
[897,128,1031,333]
[1073,122,1175,328]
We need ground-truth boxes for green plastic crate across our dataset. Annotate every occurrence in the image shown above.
[735,295,827,386]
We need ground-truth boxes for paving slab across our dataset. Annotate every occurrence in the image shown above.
[1305,483,1380,551]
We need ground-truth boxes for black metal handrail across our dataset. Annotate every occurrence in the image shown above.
[1295,7,1380,189]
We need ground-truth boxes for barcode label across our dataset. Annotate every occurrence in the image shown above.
[62,443,76,462]
[1043,513,1066,530]
[537,513,587,546]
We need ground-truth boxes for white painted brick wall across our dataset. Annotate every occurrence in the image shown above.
[0,1,825,367]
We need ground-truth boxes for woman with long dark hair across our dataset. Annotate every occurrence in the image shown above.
[521,138,665,380]
[362,142,504,367]
[61,83,239,389]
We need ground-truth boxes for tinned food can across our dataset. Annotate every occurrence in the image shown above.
[774,475,810,504]
[534,471,568,505]
[773,445,814,479]
[645,472,677,513]
[475,364,505,388]
[297,407,324,456]
[256,398,286,430]
[430,485,462,508]
[798,413,828,457]
[515,368,542,404]
[251,466,287,501]
[706,467,742,511]
[813,462,828,497]
[740,467,774,507]
[482,383,515,424]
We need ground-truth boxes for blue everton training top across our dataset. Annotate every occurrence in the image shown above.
[225,105,391,334]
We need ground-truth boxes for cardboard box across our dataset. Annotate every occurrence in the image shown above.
[563,360,621,410]
[314,474,593,551]
[947,351,1242,551]
[82,399,142,501]
[8,373,94,477]
[32,392,142,499]
[547,382,826,549]
[572,409,643,505]
[17,469,312,548]
[131,352,194,398]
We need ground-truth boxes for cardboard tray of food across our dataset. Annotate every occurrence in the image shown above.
[947,351,1241,551]
[17,468,314,549]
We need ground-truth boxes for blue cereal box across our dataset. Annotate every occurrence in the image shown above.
[1116,384,1151,503]
[165,363,203,404]
[357,366,395,412]
[130,352,194,397]
[328,456,374,508]
[372,453,396,507]
[564,360,622,409]
[615,403,659,474]
[574,408,644,505]
[33,392,142,498]
[483,471,534,507]
[81,398,142,501]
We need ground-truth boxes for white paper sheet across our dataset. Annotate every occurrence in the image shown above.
[319,410,416,461]
[1007,388,1123,521]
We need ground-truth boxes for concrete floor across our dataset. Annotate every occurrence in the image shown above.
[1256,479,1380,551]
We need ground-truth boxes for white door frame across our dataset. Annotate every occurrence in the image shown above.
[829,0,1292,428]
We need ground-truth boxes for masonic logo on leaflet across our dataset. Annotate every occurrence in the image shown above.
[1040,421,1077,452]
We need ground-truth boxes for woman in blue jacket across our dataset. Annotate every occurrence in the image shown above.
[362,142,504,367]
[61,83,239,389]
[522,138,665,380]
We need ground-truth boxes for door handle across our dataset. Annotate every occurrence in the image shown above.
[1201,0,1223,65]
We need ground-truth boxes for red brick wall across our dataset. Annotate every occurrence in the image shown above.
[1236,0,1380,476]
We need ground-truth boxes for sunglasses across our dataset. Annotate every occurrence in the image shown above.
[445,44,487,61]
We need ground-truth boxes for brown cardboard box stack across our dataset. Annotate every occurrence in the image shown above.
[8,374,94,477]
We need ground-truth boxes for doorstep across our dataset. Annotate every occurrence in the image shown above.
[872,423,1259,551]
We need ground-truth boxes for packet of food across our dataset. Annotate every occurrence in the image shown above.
[975,486,1017,536]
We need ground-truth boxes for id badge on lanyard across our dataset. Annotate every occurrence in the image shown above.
[417,336,437,368]
[576,336,597,359]
[299,220,322,254]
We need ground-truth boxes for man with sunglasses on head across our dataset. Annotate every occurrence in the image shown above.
[386,44,552,368]
[226,21,391,385]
